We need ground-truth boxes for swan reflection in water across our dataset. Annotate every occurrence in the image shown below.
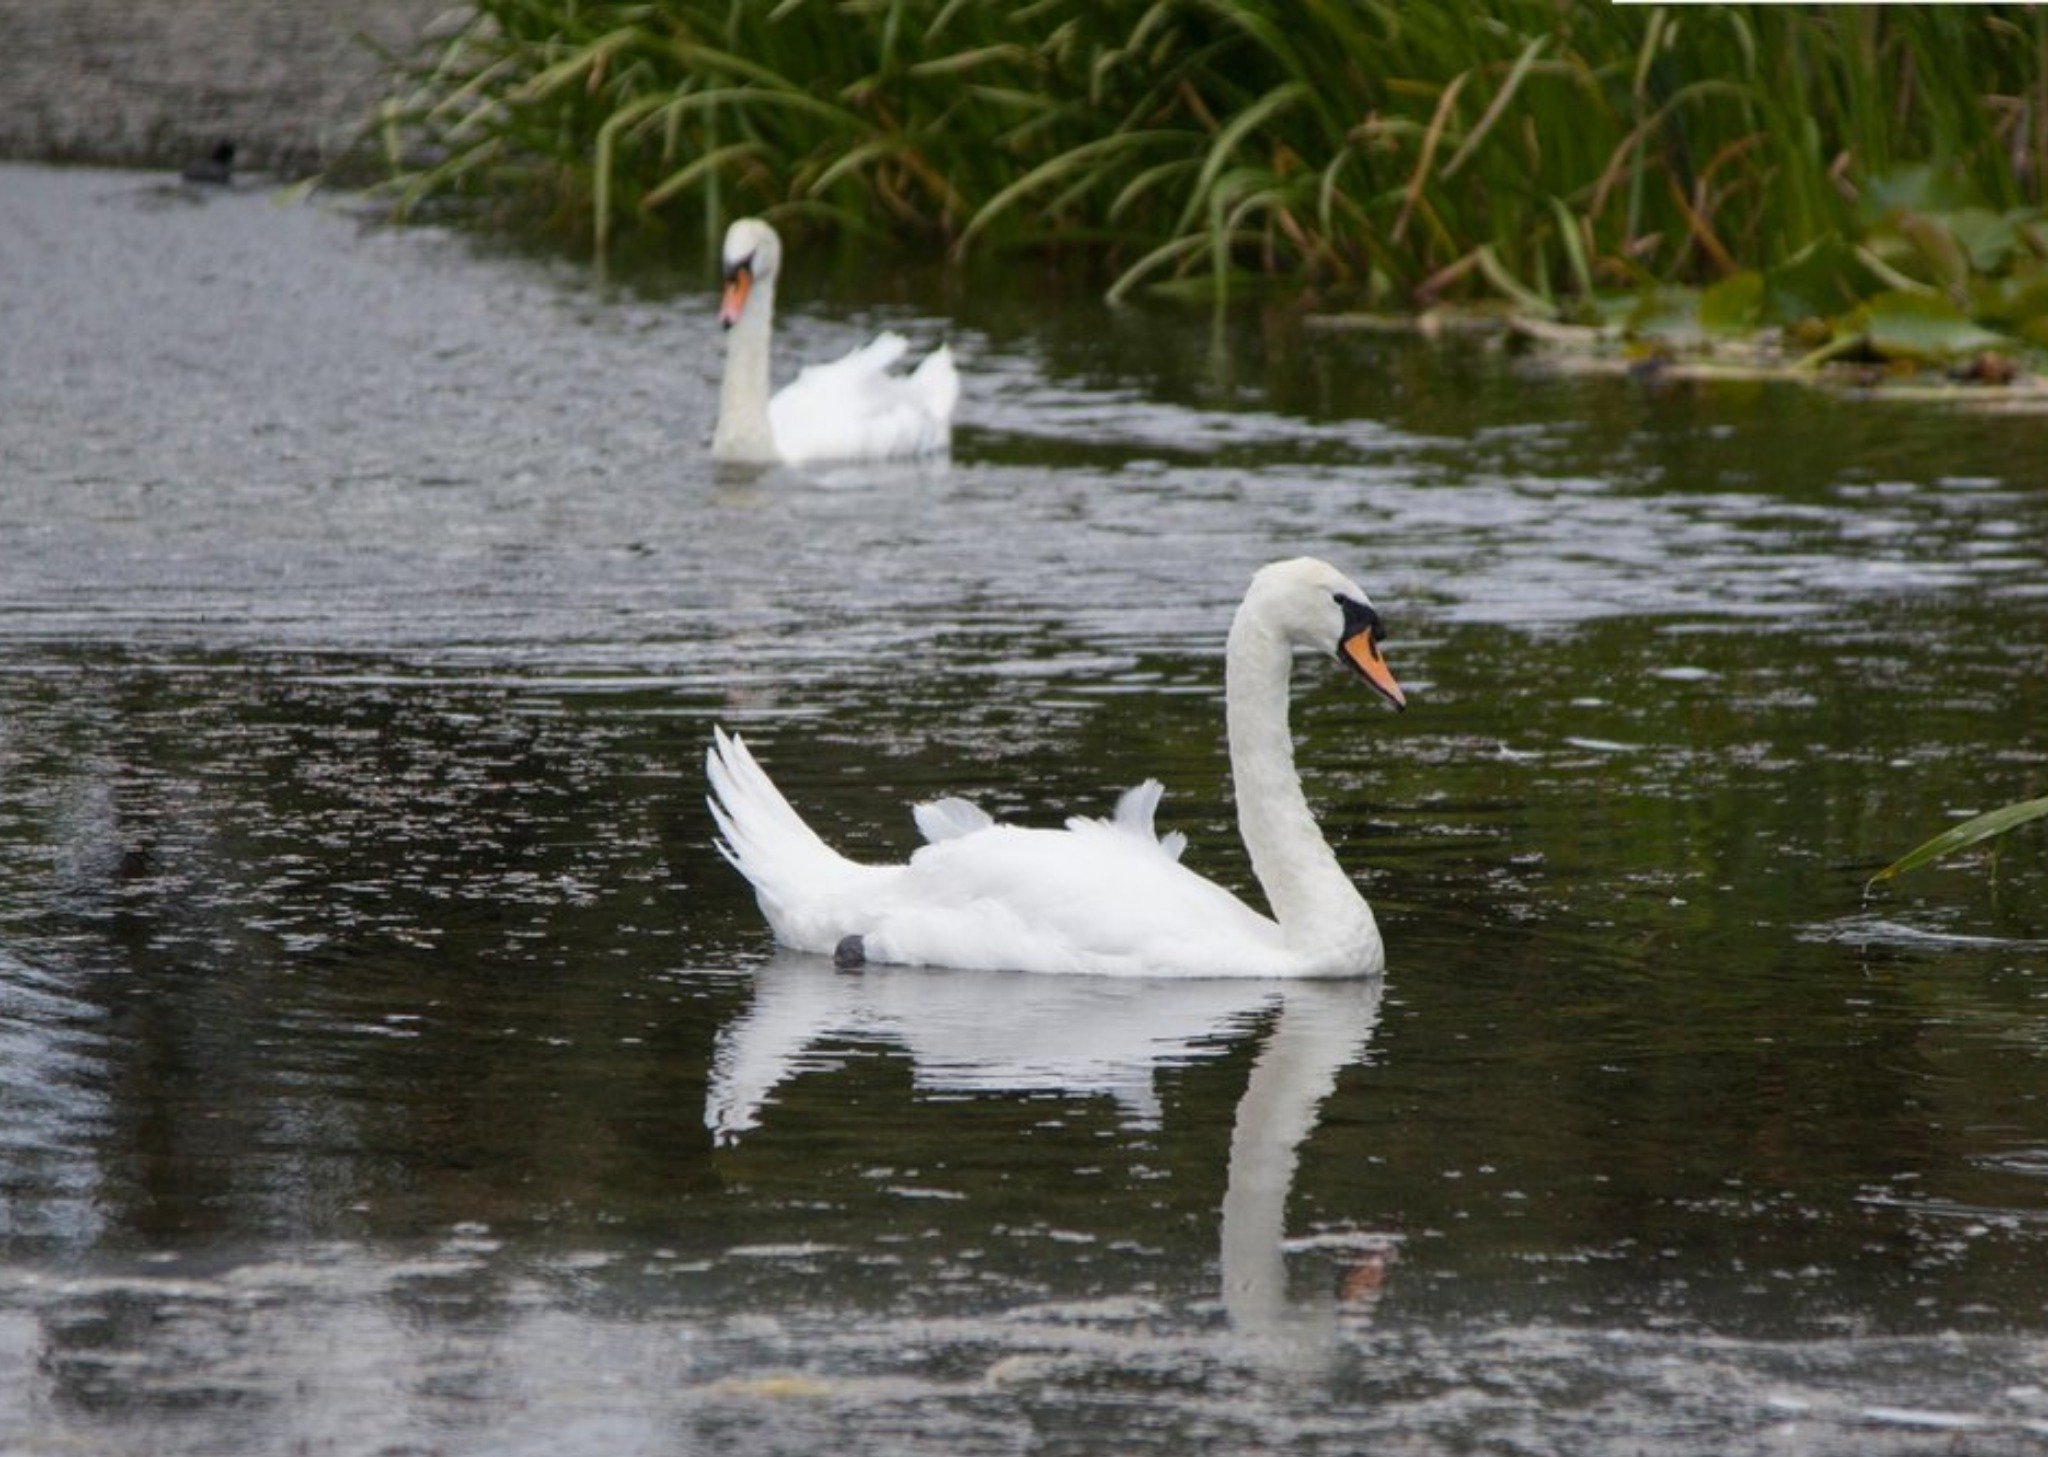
[706,956,1392,1352]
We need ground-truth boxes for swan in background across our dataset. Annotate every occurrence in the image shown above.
[711,217,957,465]
[707,557,1407,978]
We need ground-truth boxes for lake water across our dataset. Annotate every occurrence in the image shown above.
[2,161,2046,1455]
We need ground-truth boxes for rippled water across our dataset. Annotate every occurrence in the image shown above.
[2,162,2047,1454]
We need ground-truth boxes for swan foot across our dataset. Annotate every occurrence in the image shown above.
[833,935,867,971]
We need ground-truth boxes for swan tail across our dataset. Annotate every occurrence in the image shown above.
[911,343,960,422]
[913,795,994,844]
[706,728,870,915]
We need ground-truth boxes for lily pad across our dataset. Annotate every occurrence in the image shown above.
[1761,236,1877,326]
[1970,262,2048,346]
[1698,271,1764,336]
[1946,206,2034,275]
[1890,211,1971,293]
[1858,164,1986,227]
[1585,294,1641,329]
[1626,287,1704,347]
[1852,290,2010,363]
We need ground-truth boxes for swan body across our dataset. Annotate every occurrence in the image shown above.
[712,218,957,465]
[707,557,1407,978]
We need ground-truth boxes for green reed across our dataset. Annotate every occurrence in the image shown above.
[378,1,2048,308]
[1871,794,2048,887]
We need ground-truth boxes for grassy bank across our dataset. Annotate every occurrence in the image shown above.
[380,1,2048,354]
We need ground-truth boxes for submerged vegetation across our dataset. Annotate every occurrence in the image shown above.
[380,1,2048,355]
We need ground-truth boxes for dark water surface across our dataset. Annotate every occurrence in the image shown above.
[3,163,2048,1454]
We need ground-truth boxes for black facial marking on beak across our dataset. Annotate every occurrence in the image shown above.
[1336,594,1387,648]
[719,257,756,330]
[1334,593,1406,711]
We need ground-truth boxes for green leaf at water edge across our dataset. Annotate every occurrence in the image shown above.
[1889,211,1973,295]
[1698,270,1764,336]
[1869,794,2048,886]
[1853,290,2010,362]
[1945,206,2032,275]
[1970,262,2048,347]
[1626,287,1704,347]
[1760,235,1878,326]
[1857,163,1988,228]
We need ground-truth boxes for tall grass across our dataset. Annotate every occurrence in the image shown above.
[379,1,2048,307]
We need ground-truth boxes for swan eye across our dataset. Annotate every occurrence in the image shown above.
[723,252,755,283]
[1334,594,1387,646]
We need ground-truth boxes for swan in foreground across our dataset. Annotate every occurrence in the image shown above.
[711,217,957,464]
[707,557,1407,978]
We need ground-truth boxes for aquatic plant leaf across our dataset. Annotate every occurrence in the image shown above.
[1475,246,1554,318]
[1176,80,1312,233]
[959,130,1185,251]
[1587,294,1640,329]
[1853,290,2009,362]
[1546,196,1595,301]
[2007,278,2048,348]
[1858,164,1986,227]
[1870,795,2048,885]
[1698,271,1763,335]
[1945,207,2029,275]
[1891,212,1971,293]
[1627,287,1703,347]
[1968,263,2048,342]
[1761,237,1874,325]
[1438,34,1549,180]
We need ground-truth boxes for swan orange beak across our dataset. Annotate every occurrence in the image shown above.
[719,264,753,329]
[1341,628,1406,711]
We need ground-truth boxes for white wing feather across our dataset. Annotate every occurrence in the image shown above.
[768,334,955,464]
[914,796,995,844]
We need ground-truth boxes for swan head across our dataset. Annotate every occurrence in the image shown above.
[1247,557,1407,711]
[719,218,783,329]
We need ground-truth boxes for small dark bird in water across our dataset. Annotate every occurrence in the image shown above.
[181,141,235,186]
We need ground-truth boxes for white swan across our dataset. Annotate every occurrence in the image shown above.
[711,217,958,465]
[706,557,1407,978]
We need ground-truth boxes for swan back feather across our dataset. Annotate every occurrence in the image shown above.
[913,796,994,843]
[1092,779,1188,862]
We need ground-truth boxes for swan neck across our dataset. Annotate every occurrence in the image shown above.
[1225,602,1376,960]
[713,281,779,462]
